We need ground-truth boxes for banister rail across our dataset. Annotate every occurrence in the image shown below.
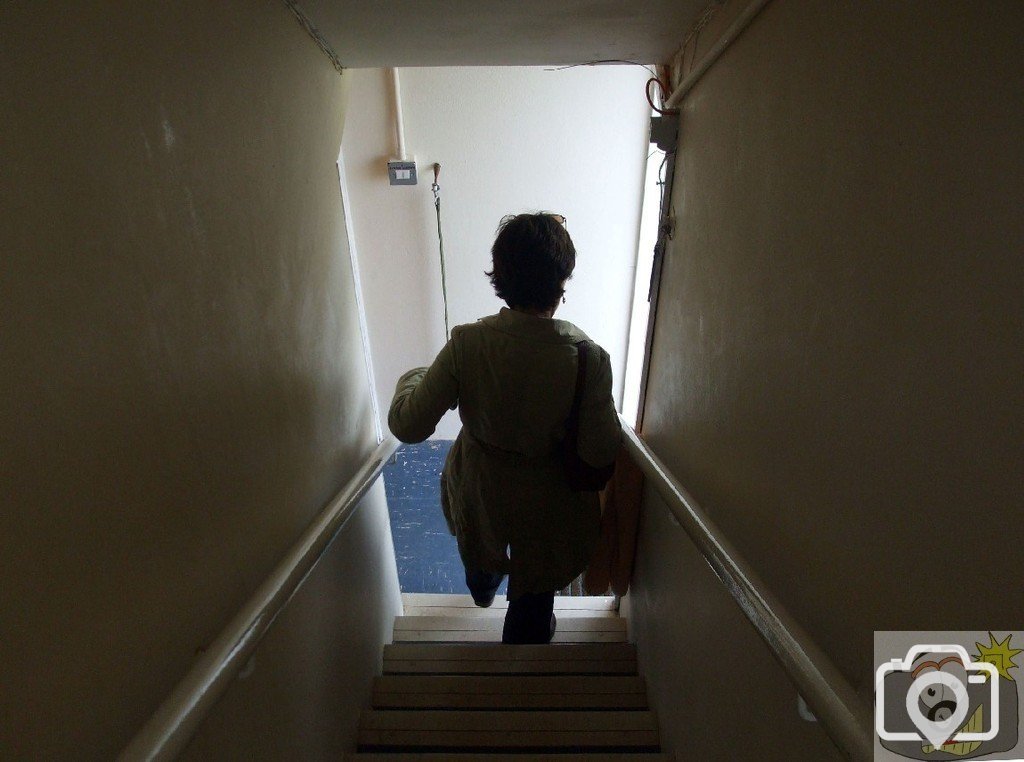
[119,434,401,762]
[124,419,871,760]
[618,415,873,761]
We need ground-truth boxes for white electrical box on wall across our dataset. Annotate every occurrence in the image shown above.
[387,160,417,186]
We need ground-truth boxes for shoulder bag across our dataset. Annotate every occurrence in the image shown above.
[559,340,615,492]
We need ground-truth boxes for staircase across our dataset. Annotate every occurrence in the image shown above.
[348,594,667,760]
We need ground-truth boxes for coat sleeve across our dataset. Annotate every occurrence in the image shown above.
[388,340,459,444]
[577,344,621,467]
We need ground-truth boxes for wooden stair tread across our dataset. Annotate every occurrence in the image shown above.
[358,615,660,754]
[373,674,647,709]
[374,675,646,694]
[393,630,625,643]
[384,661,637,674]
[392,615,626,643]
[384,643,634,660]
[402,593,617,611]
[383,643,636,675]
[395,616,625,632]
[357,733,660,752]
[403,605,618,619]
[361,709,657,731]
[358,734,659,752]
[371,692,648,709]
[347,754,670,760]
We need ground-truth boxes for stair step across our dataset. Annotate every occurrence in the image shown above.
[393,629,625,643]
[403,605,618,619]
[393,616,626,643]
[396,616,625,633]
[347,754,671,760]
[373,675,647,709]
[356,709,660,752]
[402,593,617,611]
[383,643,637,675]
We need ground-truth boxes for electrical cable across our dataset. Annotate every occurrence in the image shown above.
[657,153,667,198]
[542,59,677,119]
[431,163,451,342]
[545,59,659,78]
[646,77,677,115]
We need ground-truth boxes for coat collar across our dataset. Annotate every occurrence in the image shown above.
[480,307,587,345]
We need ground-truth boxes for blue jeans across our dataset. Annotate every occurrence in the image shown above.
[464,568,555,644]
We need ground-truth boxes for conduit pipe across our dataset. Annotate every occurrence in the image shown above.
[390,68,408,160]
[664,0,773,110]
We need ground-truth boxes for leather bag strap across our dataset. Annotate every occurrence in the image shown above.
[567,340,588,437]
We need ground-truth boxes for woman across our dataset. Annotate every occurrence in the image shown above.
[388,212,621,644]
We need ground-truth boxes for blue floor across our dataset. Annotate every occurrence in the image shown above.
[383,440,508,596]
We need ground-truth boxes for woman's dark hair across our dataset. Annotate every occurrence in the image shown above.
[485,212,576,311]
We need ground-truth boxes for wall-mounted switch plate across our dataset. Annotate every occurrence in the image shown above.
[387,160,417,186]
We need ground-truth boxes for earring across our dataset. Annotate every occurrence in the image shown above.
[562,296,566,304]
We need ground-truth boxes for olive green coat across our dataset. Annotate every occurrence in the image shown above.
[388,308,621,599]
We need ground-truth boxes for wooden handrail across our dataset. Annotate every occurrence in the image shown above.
[119,435,401,761]
[123,416,872,760]
[619,416,872,761]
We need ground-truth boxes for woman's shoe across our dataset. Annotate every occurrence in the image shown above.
[502,597,557,644]
[465,569,503,607]
[472,589,496,608]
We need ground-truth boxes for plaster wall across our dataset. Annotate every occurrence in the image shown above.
[630,1,1024,758]
[341,65,652,438]
[0,3,399,757]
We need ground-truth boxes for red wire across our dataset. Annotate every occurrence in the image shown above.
[646,77,678,115]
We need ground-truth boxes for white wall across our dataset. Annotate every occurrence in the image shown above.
[1,2,401,756]
[630,0,1024,758]
[184,482,401,760]
[342,66,652,439]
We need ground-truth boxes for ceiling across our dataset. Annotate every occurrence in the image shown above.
[296,0,708,67]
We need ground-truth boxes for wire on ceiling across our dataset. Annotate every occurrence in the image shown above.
[544,59,659,78]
